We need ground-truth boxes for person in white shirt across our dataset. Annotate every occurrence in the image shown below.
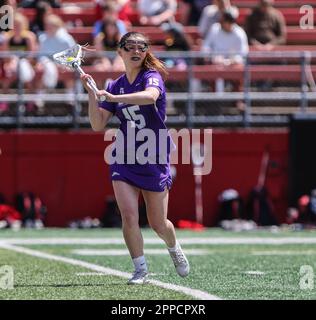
[138,0,177,25]
[37,14,76,89]
[34,14,77,112]
[202,11,248,92]
[202,11,248,66]
[198,0,239,39]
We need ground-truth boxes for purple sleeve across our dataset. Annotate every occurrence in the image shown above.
[143,71,165,96]
[98,81,116,114]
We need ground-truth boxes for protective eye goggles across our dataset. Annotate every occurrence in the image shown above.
[119,40,149,52]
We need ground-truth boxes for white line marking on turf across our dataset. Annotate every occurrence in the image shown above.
[244,271,265,275]
[252,250,316,256]
[76,272,105,276]
[0,242,220,300]
[2,237,316,245]
[72,248,209,256]
[76,272,168,276]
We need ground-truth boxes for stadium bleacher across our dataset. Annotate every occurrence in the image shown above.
[56,64,316,85]
[1,0,316,126]
[50,25,314,46]
[19,0,316,47]
[21,6,316,27]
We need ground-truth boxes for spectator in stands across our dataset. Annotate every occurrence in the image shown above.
[38,14,76,56]
[35,14,76,109]
[202,11,248,92]
[138,0,177,26]
[95,0,133,26]
[93,2,127,39]
[93,18,125,80]
[19,0,60,8]
[161,21,193,70]
[0,0,17,113]
[1,12,37,93]
[202,11,248,66]
[30,0,53,39]
[198,0,239,39]
[181,0,209,26]
[244,0,286,50]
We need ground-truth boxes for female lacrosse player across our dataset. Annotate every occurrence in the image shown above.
[81,32,189,285]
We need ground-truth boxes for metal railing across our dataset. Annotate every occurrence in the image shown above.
[0,50,316,128]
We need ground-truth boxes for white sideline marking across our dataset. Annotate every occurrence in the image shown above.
[244,271,265,275]
[2,237,316,245]
[252,250,316,256]
[73,248,210,256]
[76,272,168,277]
[76,272,105,276]
[0,242,220,300]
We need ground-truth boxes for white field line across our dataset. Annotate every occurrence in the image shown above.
[76,272,169,276]
[0,242,220,301]
[1,237,316,245]
[76,272,105,276]
[72,248,210,256]
[251,250,316,256]
[244,271,265,275]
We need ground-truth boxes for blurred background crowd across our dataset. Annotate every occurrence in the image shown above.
[0,0,295,115]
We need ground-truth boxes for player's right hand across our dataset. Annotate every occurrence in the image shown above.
[80,74,95,94]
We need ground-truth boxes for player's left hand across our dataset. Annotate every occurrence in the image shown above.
[96,90,115,102]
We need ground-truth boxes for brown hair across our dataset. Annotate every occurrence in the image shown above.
[143,51,168,80]
[45,14,64,29]
[119,32,168,79]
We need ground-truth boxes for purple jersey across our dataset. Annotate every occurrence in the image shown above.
[99,69,172,192]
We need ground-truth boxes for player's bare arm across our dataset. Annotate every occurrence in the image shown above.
[97,87,160,105]
[81,74,112,131]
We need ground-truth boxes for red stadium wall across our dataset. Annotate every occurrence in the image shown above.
[0,129,289,227]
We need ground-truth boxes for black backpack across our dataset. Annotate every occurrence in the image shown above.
[0,193,6,205]
[246,148,278,226]
[246,186,278,226]
[15,192,47,224]
[101,197,122,228]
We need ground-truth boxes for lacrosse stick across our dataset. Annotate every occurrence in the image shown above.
[53,44,105,101]
[191,143,204,225]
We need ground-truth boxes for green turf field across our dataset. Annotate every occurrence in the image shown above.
[0,228,316,300]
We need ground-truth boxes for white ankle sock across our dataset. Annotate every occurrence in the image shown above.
[168,241,180,252]
[132,255,147,271]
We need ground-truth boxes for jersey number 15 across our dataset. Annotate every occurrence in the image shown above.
[122,105,146,129]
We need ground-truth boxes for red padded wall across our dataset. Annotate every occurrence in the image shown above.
[0,129,288,227]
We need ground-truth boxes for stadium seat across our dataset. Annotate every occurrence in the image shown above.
[55,64,316,88]
[231,0,316,7]
[21,4,316,27]
[64,26,316,46]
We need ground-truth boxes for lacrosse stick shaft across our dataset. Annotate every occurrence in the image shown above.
[73,62,105,101]
[73,63,98,93]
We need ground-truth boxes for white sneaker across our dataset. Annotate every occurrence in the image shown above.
[127,269,149,285]
[168,244,190,277]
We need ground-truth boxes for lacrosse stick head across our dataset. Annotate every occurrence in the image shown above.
[53,44,105,101]
[53,44,84,69]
